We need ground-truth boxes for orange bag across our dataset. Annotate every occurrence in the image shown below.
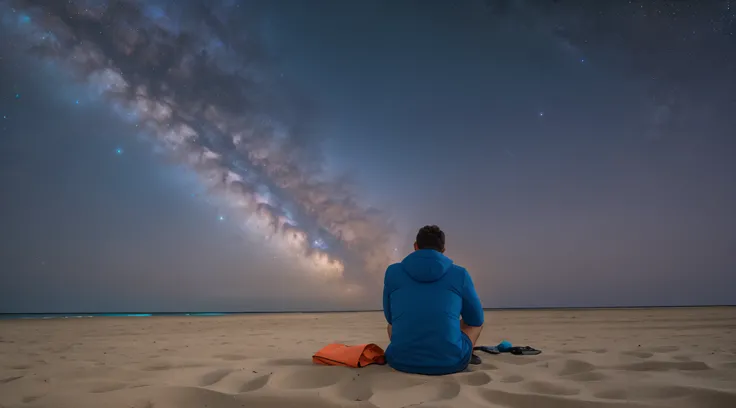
[312,343,386,368]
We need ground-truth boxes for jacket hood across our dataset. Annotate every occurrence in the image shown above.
[400,249,454,283]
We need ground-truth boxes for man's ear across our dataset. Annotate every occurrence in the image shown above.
[440,247,446,253]
[413,242,419,251]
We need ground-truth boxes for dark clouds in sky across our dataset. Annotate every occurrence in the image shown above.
[1,0,734,312]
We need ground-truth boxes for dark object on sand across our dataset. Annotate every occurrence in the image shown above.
[474,345,500,355]
[508,346,542,355]
[474,343,542,356]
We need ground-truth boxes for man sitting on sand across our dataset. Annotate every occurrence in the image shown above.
[383,225,484,375]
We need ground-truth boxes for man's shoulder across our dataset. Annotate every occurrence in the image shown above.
[448,263,469,275]
[383,263,403,287]
[446,264,470,282]
[385,262,403,276]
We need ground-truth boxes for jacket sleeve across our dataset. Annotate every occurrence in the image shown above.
[460,268,484,327]
[382,267,392,325]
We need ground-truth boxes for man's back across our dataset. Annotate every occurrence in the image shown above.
[383,249,484,375]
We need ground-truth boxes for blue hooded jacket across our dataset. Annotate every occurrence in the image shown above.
[383,249,484,375]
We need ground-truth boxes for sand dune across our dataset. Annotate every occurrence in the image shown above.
[1,307,735,408]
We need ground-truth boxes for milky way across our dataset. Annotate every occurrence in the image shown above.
[0,0,398,288]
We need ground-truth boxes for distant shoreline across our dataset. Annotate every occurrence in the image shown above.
[1,304,733,320]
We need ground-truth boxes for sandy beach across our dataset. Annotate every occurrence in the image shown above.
[1,307,735,408]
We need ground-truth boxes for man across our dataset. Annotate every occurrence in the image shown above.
[383,225,484,375]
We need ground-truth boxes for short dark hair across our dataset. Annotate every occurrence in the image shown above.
[416,225,445,251]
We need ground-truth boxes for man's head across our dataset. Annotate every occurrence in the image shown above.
[414,225,446,253]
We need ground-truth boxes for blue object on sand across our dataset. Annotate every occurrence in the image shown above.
[497,340,513,352]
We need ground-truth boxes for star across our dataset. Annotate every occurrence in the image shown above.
[115,148,123,155]
[14,93,20,99]
[75,100,79,105]
[538,111,545,117]
[218,215,225,221]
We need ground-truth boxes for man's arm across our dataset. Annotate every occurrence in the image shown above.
[382,268,393,326]
[460,269,484,327]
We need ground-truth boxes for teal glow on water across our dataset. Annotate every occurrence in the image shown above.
[188,313,227,316]
[99,313,151,317]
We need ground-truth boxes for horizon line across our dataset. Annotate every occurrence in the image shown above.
[2,304,734,316]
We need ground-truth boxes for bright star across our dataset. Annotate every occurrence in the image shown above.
[218,215,225,221]
[539,111,544,117]
[14,93,20,99]
[115,148,123,155]
[75,100,79,104]
[312,238,328,249]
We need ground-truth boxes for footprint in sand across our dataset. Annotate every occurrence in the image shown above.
[523,380,580,396]
[267,358,314,366]
[9,364,30,370]
[594,385,690,401]
[213,354,248,361]
[495,356,542,366]
[89,383,130,393]
[457,371,492,386]
[143,386,249,408]
[680,388,736,408]
[369,380,461,408]
[270,367,348,389]
[648,345,680,353]
[622,350,654,359]
[481,388,633,408]
[239,394,354,408]
[0,375,23,384]
[500,375,525,383]
[566,371,608,382]
[558,360,595,376]
[595,385,736,408]
[556,360,607,382]
[239,374,270,392]
[617,361,711,372]
[199,369,233,386]
[142,362,203,371]
[328,377,373,402]
[370,371,427,391]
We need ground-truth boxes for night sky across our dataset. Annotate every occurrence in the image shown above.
[1,0,734,313]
